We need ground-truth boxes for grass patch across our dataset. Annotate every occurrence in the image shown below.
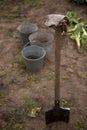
[61,98,74,107]
[61,99,69,106]
[24,0,42,8]
[77,73,86,79]
[0,0,6,9]
[29,75,40,82]
[77,120,84,130]
[45,72,55,80]
[7,13,20,20]
[15,52,26,70]
[62,76,70,81]
[24,98,38,108]
[2,124,24,130]
[11,124,24,130]
[1,128,7,130]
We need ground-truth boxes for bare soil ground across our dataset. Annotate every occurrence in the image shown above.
[0,0,87,130]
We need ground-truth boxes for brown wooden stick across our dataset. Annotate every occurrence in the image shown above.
[45,14,69,106]
[55,28,62,103]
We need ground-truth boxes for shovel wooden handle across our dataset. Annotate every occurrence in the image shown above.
[55,28,62,102]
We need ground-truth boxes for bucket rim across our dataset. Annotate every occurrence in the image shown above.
[29,31,54,44]
[17,22,38,34]
[21,45,46,61]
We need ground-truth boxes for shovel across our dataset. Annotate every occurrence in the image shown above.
[45,14,70,125]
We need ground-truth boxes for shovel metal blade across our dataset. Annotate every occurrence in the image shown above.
[45,107,70,125]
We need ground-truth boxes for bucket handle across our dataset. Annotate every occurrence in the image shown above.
[24,42,31,48]
[24,41,42,48]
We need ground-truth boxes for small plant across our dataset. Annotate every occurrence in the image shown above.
[66,11,87,50]
[78,73,86,79]
[62,76,70,80]
[45,72,55,80]
[62,99,69,106]
[77,120,84,130]
[66,11,79,24]
[61,98,74,107]
[72,0,86,4]
[29,75,40,82]
[1,128,7,130]
[1,124,24,130]
[24,98,41,117]
[17,124,24,130]
[24,98,37,107]
[0,0,5,9]
[12,124,24,130]
[34,0,42,8]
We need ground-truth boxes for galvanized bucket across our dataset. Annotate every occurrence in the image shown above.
[17,22,38,45]
[29,31,54,57]
[21,45,46,72]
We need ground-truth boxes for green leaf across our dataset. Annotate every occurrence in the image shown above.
[73,0,85,4]
[66,11,79,24]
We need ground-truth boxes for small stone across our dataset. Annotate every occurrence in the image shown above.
[67,68,74,73]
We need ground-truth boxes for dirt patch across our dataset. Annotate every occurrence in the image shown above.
[0,0,87,130]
